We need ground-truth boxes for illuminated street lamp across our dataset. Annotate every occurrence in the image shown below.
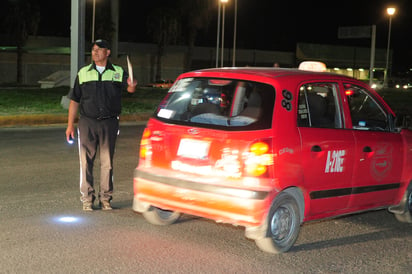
[216,0,236,67]
[384,7,396,88]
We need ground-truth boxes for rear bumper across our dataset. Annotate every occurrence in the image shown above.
[133,168,271,227]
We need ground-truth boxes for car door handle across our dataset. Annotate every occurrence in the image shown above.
[311,145,322,152]
[363,146,372,153]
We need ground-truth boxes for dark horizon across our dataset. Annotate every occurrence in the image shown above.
[2,0,411,73]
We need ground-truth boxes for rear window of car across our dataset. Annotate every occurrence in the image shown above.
[154,77,275,130]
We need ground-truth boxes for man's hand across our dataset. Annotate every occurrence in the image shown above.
[66,100,79,143]
[66,125,75,143]
[127,77,137,93]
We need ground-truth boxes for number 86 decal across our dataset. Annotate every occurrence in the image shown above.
[281,89,293,111]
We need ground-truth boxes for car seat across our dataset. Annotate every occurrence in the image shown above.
[239,91,262,119]
[307,93,334,128]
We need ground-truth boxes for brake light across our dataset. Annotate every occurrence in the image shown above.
[244,141,273,177]
[250,142,269,155]
[156,93,172,112]
[139,128,152,165]
[345,89,354,96]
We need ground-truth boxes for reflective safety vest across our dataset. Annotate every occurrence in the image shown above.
[70,62,127,119]
[78,63,124,84]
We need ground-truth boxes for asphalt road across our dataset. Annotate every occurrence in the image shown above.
[1,124,412,273]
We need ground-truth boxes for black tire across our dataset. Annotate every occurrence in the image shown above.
[395,185,412,223]
[142,206,181,226]
[255,192,301,253]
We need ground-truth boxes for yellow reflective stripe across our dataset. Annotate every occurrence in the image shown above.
[101,65,123,82]
[78,65,98,84]
[78,64,124,84]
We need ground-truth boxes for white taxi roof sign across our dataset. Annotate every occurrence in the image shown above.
[298,61,327,72]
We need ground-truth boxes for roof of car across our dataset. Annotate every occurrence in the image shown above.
[185,67,357,81]
[180,66,388,114]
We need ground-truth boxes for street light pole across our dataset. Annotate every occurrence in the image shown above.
[220,0,228,67]
[232,0,237,67]
[369,25,376,87]
[384,7,396,88]
[91,0,96,42]
[215,1,221,68]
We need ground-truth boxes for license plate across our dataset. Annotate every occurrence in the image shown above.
[177,138,210,159]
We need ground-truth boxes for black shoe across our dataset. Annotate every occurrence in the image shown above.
[100,200,112,210]
[82,202,93,211]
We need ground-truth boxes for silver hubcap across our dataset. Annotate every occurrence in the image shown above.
[271,206,292,241]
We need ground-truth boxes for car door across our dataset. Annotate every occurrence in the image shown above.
[297,82,356,218]
[344,83,404,209]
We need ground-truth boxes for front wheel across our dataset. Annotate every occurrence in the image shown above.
[395,185,412,223]
[142,206,181,226]
[255,192,301,253]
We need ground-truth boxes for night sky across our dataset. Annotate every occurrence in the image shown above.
[8,0,412,72]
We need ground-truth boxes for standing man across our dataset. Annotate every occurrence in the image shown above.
[66,39,137,211]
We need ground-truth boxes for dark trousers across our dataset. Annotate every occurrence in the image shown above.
[77,116,119,203]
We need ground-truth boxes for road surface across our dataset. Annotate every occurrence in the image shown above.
[1,124,411,273]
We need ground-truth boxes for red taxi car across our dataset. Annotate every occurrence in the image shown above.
[133,62,412,253]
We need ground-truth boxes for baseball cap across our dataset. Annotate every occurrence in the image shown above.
[92,39,110,50]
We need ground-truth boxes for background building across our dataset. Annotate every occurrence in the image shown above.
[0,36,388,87]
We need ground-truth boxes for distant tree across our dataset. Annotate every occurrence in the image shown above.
[147,6,179,81]
[4,0,40,84]
[178,0,214,71]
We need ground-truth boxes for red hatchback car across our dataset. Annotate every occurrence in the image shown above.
[133,62,412,253]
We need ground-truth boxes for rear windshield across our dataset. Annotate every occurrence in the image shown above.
[154,77,275,130]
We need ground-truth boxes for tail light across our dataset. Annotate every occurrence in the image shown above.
[139,128,152,166]
[243,140,273,177]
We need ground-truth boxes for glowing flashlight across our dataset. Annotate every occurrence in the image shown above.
[67,136,74,145]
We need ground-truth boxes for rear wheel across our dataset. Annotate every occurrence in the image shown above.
[142,206,181,226]
[395,185,412,223]
[255,192,301,253]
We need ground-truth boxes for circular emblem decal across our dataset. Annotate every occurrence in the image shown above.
[371,143,393,181]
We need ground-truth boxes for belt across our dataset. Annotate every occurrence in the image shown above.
[96,116,118,120]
